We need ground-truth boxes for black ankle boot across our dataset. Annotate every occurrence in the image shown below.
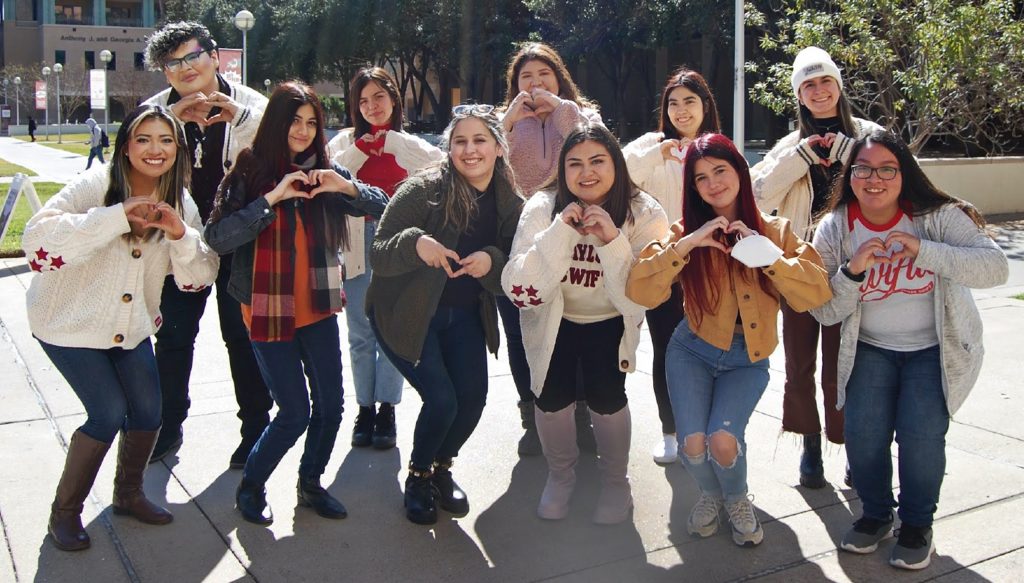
[236,479,273,525]
[404,465,437,525]
[372,403,397,450]
[297,477,347,519]
[431,459,469,516]
[799,434,827,489]
[352,406,375,447]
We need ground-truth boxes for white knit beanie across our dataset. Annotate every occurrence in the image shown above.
[790,46,843,98]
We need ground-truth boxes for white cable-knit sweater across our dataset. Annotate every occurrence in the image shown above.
[622,131,683,224]
[501,190,669,396]
[327,128,443,279]
[22,167,220,350]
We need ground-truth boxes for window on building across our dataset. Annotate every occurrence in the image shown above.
[55,1,93,25]
[134,53,146,71]
[107,1,143,27]
[85,51,96,70]
[106,53,117,71]
[55,51,67,66]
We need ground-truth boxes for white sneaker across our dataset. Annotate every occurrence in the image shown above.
[651,434,678,464]
[687,493,723,537]
[726,495,764,547]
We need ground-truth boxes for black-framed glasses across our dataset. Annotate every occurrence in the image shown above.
[163,49,212,73]
[452,103,495,116]
[851,165,900,180]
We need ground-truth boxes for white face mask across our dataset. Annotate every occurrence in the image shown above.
[730,231,783,268]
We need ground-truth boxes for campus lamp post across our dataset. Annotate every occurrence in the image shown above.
[13,76,21,127]
[234,10,255,86]
[99,50,112,135]
[264,78,271,96]
[53,63,63,144]
[41,67,50,141]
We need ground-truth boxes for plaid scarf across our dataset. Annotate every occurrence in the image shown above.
[249,161,343,342]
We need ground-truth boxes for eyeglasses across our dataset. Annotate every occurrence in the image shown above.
[163,49,211,73]
[452,103,495,116]
[850,165,900,180]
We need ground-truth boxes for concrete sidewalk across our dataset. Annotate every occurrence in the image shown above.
[0,136,90,183]
[1,141,1022,581]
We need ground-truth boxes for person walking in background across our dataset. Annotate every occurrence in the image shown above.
[327,67,443,451]
[142,21,273,467]
[627,134,831,547]
[499,41,604,456]
[503,122,667,524]
[204,82,388,526]
[84,117,105,169]
[366,105,522,525]
[23,104,219,551]
[622,67,723,465]
[811,131,1008,570]
[28,116,37,141]
[749,46,882,489]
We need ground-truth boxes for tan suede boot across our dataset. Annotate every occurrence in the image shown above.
[534,403,579,520]
[590,406,634,525]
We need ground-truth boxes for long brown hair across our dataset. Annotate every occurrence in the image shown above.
[680,134,775,326]
[552,122,636,227]
[658,67,722,140]
[105,104,191,241]
[501,42,595,110]
[823,130,986,228]
[211,81,349,250]
[348,67,403,137]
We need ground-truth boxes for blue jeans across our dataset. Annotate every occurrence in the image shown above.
[372,306,488,469]
[495,294,532,403]
[85,145,105,169]
[244,315,345,484]
[844,342,947,527]
[665,321,769,503]
[38,338,162,443]
[346,220,404,407]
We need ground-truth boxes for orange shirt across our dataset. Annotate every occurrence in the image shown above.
[241,212,333,333]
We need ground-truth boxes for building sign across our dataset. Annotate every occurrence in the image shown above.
[35,81,47,110]
[90,69,107,110]
[219,48,243,85]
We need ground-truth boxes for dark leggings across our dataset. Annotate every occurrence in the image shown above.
[646,284,683,435]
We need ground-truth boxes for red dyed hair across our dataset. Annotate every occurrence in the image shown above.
[679,133,775,325]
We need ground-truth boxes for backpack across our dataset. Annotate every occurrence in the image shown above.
[100,129,110,149]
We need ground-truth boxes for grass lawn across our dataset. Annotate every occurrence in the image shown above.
[1,182,62,257]
[16,134,110,157]
[0,158,38,177]
[1015,293,1024,301]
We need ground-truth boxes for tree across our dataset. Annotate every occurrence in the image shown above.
[747,0,1024,155]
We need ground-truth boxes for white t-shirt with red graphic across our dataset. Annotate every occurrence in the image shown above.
[848,201,939,351]
[560,234,620,324]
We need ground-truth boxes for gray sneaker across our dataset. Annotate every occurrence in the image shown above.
[726,496,764,547]
[687,493,723,538]
[890,525,934,570]
[841,514,894,554]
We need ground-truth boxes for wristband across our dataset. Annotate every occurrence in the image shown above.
[840,262,866,282]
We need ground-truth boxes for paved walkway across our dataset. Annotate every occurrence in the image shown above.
[1,140,1022,582]
[0,136,91,183]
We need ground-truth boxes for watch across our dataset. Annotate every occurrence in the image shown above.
[840,262,866,282]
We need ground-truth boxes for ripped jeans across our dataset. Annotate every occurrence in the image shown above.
[665,320,769,504]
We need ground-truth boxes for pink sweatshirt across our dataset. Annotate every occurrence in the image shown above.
[506,101,602,197]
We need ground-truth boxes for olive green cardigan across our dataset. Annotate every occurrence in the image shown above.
[366,170,523,364]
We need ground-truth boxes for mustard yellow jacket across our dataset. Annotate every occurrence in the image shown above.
[626,214,831,362]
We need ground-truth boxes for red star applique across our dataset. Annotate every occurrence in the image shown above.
[528,297,543,306]
[511,284,524,296]
[29,259,42,272]
[513,299,526,308]
[525,285,539,298]
[35,248,48,261]
[49,256,66,269]
[182,284,195,291]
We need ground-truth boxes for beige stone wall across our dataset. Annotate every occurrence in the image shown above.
[920,157,1024,217]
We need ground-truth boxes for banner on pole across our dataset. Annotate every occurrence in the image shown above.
[90,69,107,110]
[219,48,243,85]
[34,81,47,110]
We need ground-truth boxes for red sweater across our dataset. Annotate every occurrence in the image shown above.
[355,125,408,198]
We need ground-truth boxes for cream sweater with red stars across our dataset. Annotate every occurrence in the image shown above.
[501,189,668,396]
[22,167,219,350]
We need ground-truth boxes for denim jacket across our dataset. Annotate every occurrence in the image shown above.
[203,162,388,305]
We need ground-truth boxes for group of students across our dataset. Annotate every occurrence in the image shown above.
[23,21,1008,573]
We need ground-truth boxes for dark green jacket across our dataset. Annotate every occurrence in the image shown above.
[367,170,523,364]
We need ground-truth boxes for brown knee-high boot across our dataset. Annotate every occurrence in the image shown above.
[49,431,111,551]
[111,430,173,525]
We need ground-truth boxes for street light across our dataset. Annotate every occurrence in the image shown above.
[234,10,255,86]
[13,76,21,127]
[263,78,271,95]
[99,49,112,135]
[53,63,63,144]
[41,66,50,141]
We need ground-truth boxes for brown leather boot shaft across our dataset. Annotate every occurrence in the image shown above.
[111,430,173,525]
[48,430,111,551]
